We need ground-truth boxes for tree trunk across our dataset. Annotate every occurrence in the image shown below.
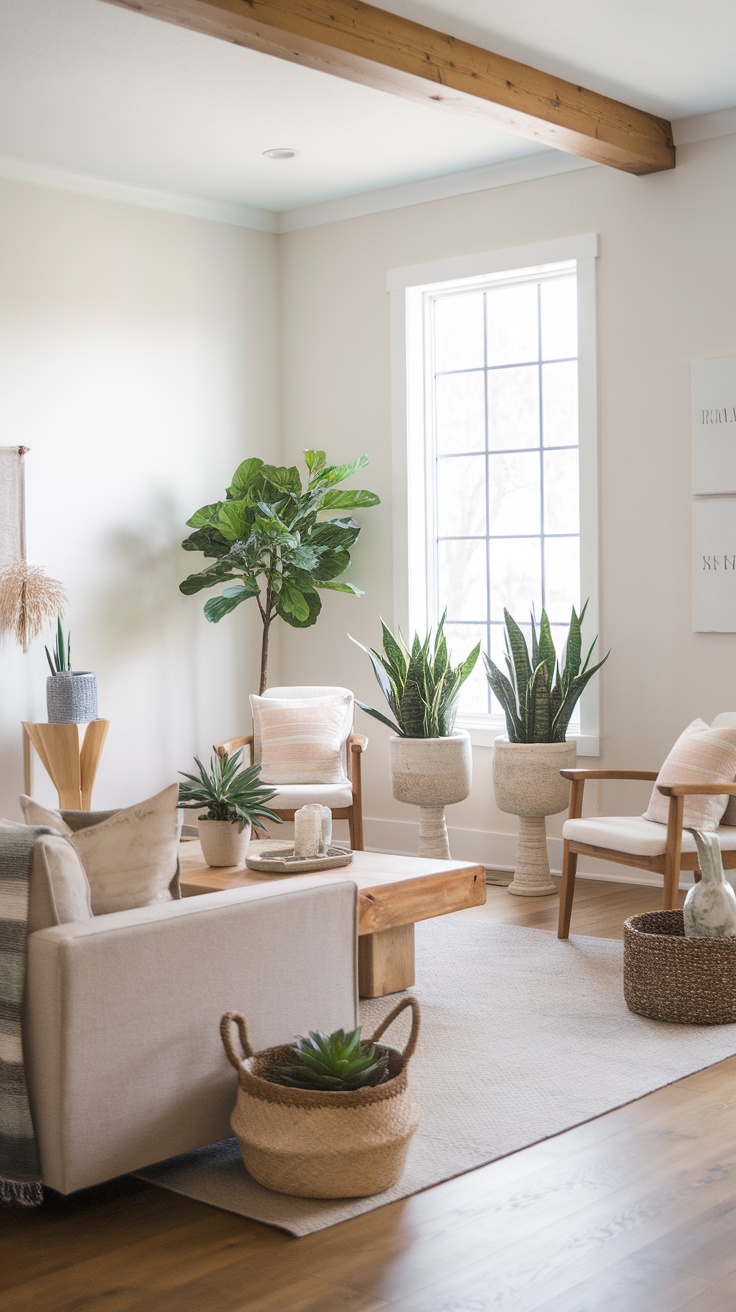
[259,615,271,695]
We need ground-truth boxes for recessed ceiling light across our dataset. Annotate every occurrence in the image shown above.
[262,148,298,160]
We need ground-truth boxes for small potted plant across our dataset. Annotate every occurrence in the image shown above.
[352,613,480,858]
[178,747,281,867]
[220,996,420,1198]
[484,602,608,896]
[45,617,98,724]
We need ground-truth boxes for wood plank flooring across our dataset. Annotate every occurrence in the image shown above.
[5,876,735,1311]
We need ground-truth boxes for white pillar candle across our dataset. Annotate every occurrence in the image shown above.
[319,806,332,855]
[294,804,322,859]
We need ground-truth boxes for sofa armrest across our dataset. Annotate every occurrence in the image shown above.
[25,878,358,1194]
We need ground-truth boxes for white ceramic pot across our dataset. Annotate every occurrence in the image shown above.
[198,818,251,868]
[389,732,472,859]
[493,739,577,896]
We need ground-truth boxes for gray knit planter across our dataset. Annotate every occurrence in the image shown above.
[46,672,98,725]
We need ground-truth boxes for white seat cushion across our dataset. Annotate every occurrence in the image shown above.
[563,815,736,857]
[267,783,353,811]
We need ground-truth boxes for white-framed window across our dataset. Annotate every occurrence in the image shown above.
[388,234,600,753]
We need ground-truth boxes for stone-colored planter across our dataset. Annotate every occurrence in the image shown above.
[198,818,251,868]
[493,739,577,896]
[389,732,472,859]
[46,671,98,724]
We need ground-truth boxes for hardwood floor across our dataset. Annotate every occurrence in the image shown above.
[5,877,735,1311]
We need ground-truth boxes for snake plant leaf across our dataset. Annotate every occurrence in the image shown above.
[483,654,524,742]
[530,609,539,671]
[528,663,552,742]
[536,611,557,686]
[551,651,610,740]
[563,605,583,684]
[355,698,402,736]
[503,610,533,700]
[380,621,408,683]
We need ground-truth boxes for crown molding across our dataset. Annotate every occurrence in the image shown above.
[673,105,736,146]
[0,154,279,232]
[276,151,597,232]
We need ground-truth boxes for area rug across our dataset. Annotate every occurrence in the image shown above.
[135,919,736,1236]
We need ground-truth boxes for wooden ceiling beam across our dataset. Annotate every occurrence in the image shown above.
[102,0,675,175]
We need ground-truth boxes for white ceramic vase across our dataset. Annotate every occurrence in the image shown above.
[493,739,577,896]
[389,731,472,859]
[198,817,251,868]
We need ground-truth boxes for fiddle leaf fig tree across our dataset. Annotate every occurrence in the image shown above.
[180,451,380,692]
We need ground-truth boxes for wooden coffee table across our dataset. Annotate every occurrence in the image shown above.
[180,842,485,997]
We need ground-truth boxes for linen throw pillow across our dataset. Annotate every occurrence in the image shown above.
[20,784,182,915]
[251,693,353,785]
[644,719,736,830]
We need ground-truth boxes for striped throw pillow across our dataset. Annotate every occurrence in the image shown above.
[644,719,736,830]
[251,694,353,785]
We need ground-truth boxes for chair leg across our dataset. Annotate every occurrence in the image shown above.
[662,795,684,911]
[348,811,356,850]
[558,842,578,939]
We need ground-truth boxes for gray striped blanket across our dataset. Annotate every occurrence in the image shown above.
[0,824,47,1206]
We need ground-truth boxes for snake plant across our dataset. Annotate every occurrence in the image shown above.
[268,1026,389,1091]
[178,748,282,830]
[484,602,609,743]
[352,612,480,738]
[45,616,72,674]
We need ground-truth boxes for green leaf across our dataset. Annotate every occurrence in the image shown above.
[261,464,302,495]
[217,500,249,542]
[318,580,363,594]
[312,455,369,487]
[319,488,381,509]
[274,587,322,629]
[227,458,264,499]
[186,503,221,530]
[203,590,252,622]
[179,563,241,596]
[503,610,532,701]
[309,517,361,549]
[304,449,327,477]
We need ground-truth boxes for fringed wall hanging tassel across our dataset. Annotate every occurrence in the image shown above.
[0,447,67,650]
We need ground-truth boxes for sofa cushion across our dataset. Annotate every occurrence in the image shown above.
[563,815,736,857]
[0,822,93,931]
[250,693,352,785]
[20,785,182,915]
[643,719,736,831]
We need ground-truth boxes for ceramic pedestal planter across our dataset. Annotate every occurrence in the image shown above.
[493,739,576,896]
[389,731,472,860]
[46,672,98,724]
[198,818,251,868]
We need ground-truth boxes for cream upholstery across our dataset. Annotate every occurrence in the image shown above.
[24,876,359,1194]
[563,816,736,858]
[558,711,736,939]
[217,684,367,849]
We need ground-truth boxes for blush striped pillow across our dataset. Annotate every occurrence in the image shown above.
[644,718,736,830]
[251,694,353,785]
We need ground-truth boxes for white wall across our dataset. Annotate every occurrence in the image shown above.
[0,179,280,816]
[279,133,736,876]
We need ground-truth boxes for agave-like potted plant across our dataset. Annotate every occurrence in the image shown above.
[484,602,608,897]
[352,613,480,858]
[178,747,281,867]
[220,996,420,1198]
[45,617,98,724]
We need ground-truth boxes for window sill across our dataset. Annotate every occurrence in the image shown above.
[456,714,600,758]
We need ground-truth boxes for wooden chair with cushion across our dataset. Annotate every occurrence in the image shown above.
[216,684,367,850]
[558,712,736,939]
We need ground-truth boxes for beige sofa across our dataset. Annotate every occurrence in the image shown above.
[24,876,359,1194]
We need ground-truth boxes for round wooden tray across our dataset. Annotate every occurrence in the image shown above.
[245,842,353,874]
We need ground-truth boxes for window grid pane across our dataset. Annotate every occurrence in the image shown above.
[431,271,579,716]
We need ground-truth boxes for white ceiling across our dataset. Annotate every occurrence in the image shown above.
[1,0,736,225]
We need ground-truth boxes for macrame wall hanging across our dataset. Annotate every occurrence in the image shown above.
[0,446,67,651]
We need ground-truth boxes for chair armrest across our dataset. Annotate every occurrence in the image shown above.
[215,734,254,763]
[349,733,368,753]
[657,783,736,796]
[561,768,658,822]
[560,769,658,781]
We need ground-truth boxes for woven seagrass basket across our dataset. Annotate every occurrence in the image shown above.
[220,996,421,1198]
[624,910,736,1025]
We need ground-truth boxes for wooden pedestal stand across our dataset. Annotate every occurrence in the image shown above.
[22,720,110,809]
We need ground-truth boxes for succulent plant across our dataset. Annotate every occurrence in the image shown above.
[484,601,609,744]
[352,611,480,739]
[45,616,72,674]
[268,1026,390,1091]
[178,748,282,830]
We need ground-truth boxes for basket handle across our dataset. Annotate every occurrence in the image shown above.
[368,995,420,1066]
[220,1011,254,1070]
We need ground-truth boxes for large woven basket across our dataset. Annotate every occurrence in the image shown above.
[624,910,736,1024]
[220,996,421,1198]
